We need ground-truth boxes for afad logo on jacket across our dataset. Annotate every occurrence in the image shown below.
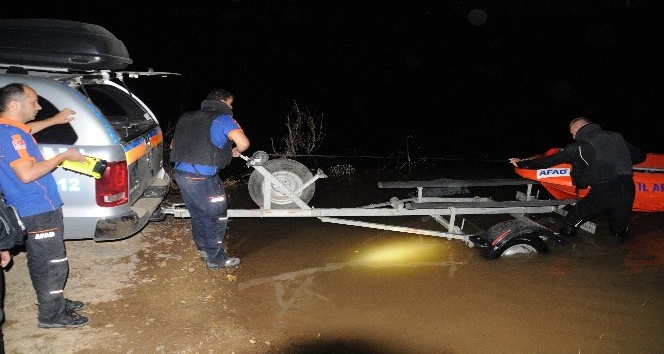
[536,168,570,179]
[11,137,27,151]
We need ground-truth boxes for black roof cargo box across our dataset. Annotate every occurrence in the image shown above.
[0,19,132,70]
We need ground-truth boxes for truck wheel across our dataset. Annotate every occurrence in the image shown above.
[248,159,315,209]
[480,233,548,259]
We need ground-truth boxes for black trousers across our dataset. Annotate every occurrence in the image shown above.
[564,175,636,232]
[22,209,69,323]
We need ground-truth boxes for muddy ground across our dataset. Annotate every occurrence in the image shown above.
[3,161,664,353]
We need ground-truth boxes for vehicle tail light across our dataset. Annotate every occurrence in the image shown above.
[95,161,128,207]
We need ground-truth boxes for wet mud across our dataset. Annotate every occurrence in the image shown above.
[4,161,664,353]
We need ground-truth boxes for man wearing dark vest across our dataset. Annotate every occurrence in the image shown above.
[509,117,646,238]
[170,88,250,270]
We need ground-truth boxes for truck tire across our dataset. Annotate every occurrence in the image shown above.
[248,159,315,209]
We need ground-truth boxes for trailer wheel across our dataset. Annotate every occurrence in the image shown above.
[248,159,315,209]
[480,233,548,259]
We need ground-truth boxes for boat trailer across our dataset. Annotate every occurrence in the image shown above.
[161,152,595,259]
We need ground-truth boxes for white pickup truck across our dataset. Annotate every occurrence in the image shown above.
[0,19,172,241]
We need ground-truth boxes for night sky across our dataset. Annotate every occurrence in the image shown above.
[5,1,663,160]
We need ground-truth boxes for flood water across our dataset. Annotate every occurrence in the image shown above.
[225,163,664,354]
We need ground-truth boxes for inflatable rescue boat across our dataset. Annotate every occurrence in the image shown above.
[514,148,664,212]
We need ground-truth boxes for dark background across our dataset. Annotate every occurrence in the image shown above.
[5,1,663,161]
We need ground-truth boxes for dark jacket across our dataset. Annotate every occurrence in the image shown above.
[170,100,234,170]
[517,124,646,187]
[0,195,23,249]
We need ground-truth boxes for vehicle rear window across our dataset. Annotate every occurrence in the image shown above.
[83,84,158,142]
[33,95,78,145]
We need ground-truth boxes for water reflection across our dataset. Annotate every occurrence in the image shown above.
[238,237,467,325]
[623,231,664,273]
[234,212,664,353]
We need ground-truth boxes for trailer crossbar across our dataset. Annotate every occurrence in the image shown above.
[318,217,470,241]
[408,198,577,209]
[378,178,540,188]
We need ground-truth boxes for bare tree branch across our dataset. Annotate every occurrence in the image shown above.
[272,101,325,158]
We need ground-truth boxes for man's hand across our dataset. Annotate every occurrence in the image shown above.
[1,250,11,268]
[50,108,76,124]
[508,158,521,167]
[62,148,87,163]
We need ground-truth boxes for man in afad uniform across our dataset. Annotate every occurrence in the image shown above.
[509,117,646,238]
[0,83,88,328]
[171,88,250,270]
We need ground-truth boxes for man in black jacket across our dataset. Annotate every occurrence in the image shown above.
[509,117,646,238]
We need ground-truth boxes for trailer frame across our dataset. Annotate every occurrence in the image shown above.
[160,153,596,249]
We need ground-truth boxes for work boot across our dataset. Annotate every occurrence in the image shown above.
[38,311,89,329]
[65,299,85,312]
[207,257,240,270]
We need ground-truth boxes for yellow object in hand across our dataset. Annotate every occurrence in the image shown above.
[60,155,108,179]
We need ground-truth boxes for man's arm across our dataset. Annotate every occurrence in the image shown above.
[11,148,86,183]
[228,129,250,157]
[26,108,76,134]
[510,147,577,169]
[626,141,646,165]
